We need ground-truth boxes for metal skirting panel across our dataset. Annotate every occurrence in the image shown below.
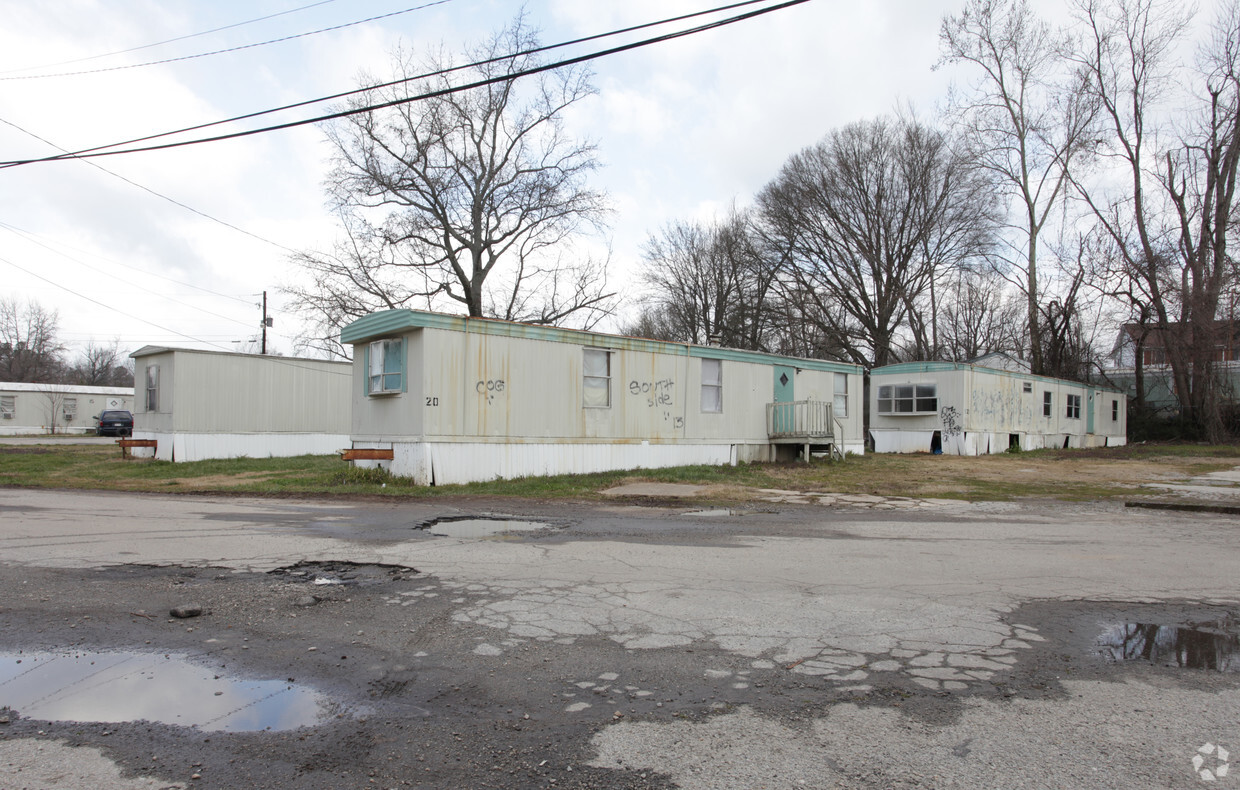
[134,432,349,462]
[872,430,936,455]
[873,429,1124,456]
[382,442,738,485]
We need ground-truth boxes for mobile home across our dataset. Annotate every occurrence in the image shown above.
[340,310,865,484]
[0,382,132,435]
[129,346,352,461]
[869,362,1127,455]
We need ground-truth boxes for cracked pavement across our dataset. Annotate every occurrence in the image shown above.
[0,487,1237,789]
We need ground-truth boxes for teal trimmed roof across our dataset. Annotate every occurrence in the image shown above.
[871,361,1125,394]
[341,310,862,374]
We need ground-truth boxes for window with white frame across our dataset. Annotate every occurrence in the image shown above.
[876,383,936,414]
[1022,381,1033,393]
[0,395,13,419]
[367,339,403,395]
[1112,399,1119,421]
[1042,391,1052,417]
[834,373,848,417]
[145,365,159,411]
[63,397,76,422]
[700,358,722,413]
[583,348,611,408]
[1066,393,1081,419]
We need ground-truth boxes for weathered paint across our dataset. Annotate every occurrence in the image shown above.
[129,346,352,461]
[343,309,867,483]
[0,382,134,435]
[870,363,1127,455]
[130,431,350,462]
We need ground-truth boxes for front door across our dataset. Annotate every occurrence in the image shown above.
[1086,390,1096,434]
[772,365,796,435]
[773,365,795,403]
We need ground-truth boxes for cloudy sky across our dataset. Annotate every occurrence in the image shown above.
[0,0,1214,362]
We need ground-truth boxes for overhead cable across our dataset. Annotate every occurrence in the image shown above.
[0,117,297,254]
[0,0,344,75]
[0,0,457,81]
[0,0,811,168]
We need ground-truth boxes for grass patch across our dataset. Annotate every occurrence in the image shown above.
[1,441,1236,503]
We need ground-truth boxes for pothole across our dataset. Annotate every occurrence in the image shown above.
[1096,618,1239,671]
[268,561,418,586]
[0,650,346,731]
[415,515,552,538]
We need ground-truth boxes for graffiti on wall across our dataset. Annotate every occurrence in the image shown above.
[629,379,674,408]
[476,379,506,405]
[969,387,1033,429]
[940,406,962,437]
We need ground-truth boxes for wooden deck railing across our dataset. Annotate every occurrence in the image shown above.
[765,400,835,440]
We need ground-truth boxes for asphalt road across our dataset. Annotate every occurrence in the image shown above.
[0,488,1236,789]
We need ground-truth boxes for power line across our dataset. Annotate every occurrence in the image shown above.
[0,0,779,167]
[0,0,345,75]
[0,0,811,168]
[0,224,254,328]
[0,117,298,254]
[0,255,354,376]
[0,221,255,305]
[0,0,458,82]
[0,254,236,350]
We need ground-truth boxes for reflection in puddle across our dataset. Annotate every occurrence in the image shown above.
[0,651,336,731]
[427,519,549,538]
[1096,621,1239,671]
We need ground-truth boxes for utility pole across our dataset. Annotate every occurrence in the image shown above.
[260,291,272,355]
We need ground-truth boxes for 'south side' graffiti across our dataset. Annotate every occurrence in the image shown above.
[629,379,683,428]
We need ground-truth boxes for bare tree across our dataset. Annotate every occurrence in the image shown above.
[68,339,132,387]
[635,210,780,351]
[937,268,1026,360]
[289,16,612,347]
[757,115,994,367]
[0,297,64,382]
[1070,0,1240,439]
[940,0,1099,375]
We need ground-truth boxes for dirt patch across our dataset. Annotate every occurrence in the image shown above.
[169,471,284,488]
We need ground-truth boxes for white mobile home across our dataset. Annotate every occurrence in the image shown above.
[340,310,865,484]
[0,382,133,435]
[130,346,352,461]
[869,362,1127,455]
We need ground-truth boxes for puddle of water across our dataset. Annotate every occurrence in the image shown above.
[0,651,337,731]
[1096,622,1239,671]
[427,519,550,538]
[681,509,736,518]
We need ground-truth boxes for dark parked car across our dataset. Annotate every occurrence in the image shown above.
[95,410,133,437]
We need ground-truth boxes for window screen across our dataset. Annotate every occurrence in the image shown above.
[834,373,848,418]
[368,339,403,394]
[700,359,722,412]
[0,395,13,419]
[146,365,159,412]
[1066,393,1081,419]
[63,397,76,420]
[583,349,611,408]
[877,384,936,414]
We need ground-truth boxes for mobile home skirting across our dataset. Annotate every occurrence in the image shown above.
[348,440,846,485]
[870,429,1126,456]
[131,431,350,462]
